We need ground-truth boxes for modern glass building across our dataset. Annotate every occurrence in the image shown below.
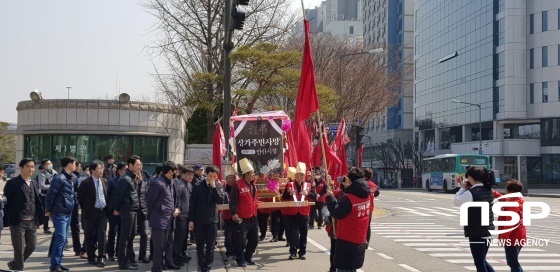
[16,99,185,173]
[414,0,560,187]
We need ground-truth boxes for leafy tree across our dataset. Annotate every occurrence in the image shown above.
[0,122,16,163]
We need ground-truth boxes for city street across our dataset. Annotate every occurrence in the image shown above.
[1,190,559,271]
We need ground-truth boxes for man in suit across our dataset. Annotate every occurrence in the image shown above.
[146,161,181,272]
[78,162,109,268]
[46,157,77,272]
[3,158,44,271]
[188,165,225,272]
[173,165,194,265]
[113,155,143,270]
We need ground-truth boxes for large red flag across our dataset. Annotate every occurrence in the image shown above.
[357,145,364,168]
[312,131,341,167]
[212,123,226,180]
[334,119,349,177]
[294,19,319,123]
[293,121,313,168]
[284,129,298,167]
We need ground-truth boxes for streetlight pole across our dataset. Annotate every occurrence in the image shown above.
[66,86,71,99]
[451,99,482,154]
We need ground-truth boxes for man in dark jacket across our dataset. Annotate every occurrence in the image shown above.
[103,155,117,180]
[192,164,205,185]
[173,165,194,265]
[146,161,181,272]
[188,165,225,272]
[136,169,150,263]
[77,162,108,267]
[46,157,77,272]
[38,158,56,234]
[3,158,44,271]
[113,155,142,270]
[107,162,127,261]
[326,168,371,272]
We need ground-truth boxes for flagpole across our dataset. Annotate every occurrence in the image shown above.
[301,0,306,18]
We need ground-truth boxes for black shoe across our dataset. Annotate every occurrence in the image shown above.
[236,261,247,267]
[74,252,80,257]
[165,264,180,270]
[129,261,138,267]
[109,256,116,261]
[270,237,278,242]
[299,255,306,260]
[259,235,265,241]
[50,268,65,272]
[7,261,14,270]
[44,230,52,234]
[278,237,286,241]
[59,266,70,271]
[245,259,256,265]
[87,260,98,266]
[97,259,106,267]
[285,242,290,247]
[289,254,296,260]
[119,263,138,270]
[318,226,322,229]
[173,260,185,266]
[182,255,192,262]
[149,255,153,261]
[139,257,150,263]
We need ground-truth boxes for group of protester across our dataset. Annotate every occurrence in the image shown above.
[1,155,381,272]
[454,166,527,272]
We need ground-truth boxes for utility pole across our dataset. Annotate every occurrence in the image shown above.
[66,86,71,99]
[223,0,233,163]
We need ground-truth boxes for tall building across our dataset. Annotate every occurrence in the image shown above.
[361,0,415,185]
[414,0,560,187]
[304,0,363,37]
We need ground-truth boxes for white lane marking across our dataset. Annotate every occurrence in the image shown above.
[465,266,560,271]
[395,239,464,242]
[371,227,456,230]
[374,222,437,225]
[415,207,456,217]
[450,259,560,264]
[431,253,560,257]
[384,235,463,238]
[377,253,393,260]
[307,237,364,272]
[433,207,460,212]
[396,207,434,216]
[368,247,375,251]
[416,247,545,252]
[399,264,422,272]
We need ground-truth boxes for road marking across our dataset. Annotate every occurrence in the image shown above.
[432,207,460,212]
[465,266,560,271]
[430,253,560,257]
[395,239,464,242]
[399,264,421,272]
[377,253,393,259]
[396,207,434,216]
[307,237,365,272]
[415,207,456,216]
[368,247,375,251]
[375,222,437,225]
[450,259,560,264]
[416,247,545,252]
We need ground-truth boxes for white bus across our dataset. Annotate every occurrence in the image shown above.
[422,154,490,193]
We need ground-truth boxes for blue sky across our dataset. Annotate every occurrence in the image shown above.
[0,0,323,123]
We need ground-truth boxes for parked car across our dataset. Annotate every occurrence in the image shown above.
[4,163,17,179]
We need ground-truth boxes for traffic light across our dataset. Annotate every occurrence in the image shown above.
[232,0,249,30]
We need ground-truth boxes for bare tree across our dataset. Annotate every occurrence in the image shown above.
[409,140,426,178]
[387,138,405,169]
[283,34,410,123]
[144,0,298,142]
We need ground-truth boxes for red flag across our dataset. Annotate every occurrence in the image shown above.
[284,130,298,167]
[293,121,313,168]
[312,131,341,167]
[294,19,319,123]
[212,123,225,180]
[358,145,364,168]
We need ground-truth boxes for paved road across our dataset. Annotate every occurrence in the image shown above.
[1,190,559,271]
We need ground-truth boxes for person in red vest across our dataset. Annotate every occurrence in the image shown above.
[280,167,297,247]
[310,170,328,229]
[325,182,345,272]
[363,168,379,246]
[326,168,371,272]
[221,166,238,261]
[282,162,316,260]
[228,158,259,267]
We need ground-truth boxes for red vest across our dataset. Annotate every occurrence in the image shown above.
[366,179,377,210]
[281,181,311,216]
[316,181,327,203]
[336,193,371,244]
[235,178,258,219]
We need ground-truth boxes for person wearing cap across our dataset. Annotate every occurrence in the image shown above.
[229,158,259,267]
[326,168,372,272]
[221,166,237,260]
[193,164,205,186]
[282,162,316,260]
[103,155,117,180]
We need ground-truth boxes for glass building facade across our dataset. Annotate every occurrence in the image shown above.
[24,134,168,173]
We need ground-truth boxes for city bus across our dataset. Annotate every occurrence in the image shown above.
[422,154,490,193]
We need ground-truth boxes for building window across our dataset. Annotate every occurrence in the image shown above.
[543,46,548,67]
[497,18,505,46]
[543,10,548,31]
[530,48,534,69]
[530,13,534,34]
[541,119,560,146]
[558,81,560,101]
[498,0,505,13]
[558,9,560,29]
[543,82,549,102]
[558,45,560,65]
[530,83,534,104]
[349,26,354,35]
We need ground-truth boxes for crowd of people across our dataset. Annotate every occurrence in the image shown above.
[0,157,380,272]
